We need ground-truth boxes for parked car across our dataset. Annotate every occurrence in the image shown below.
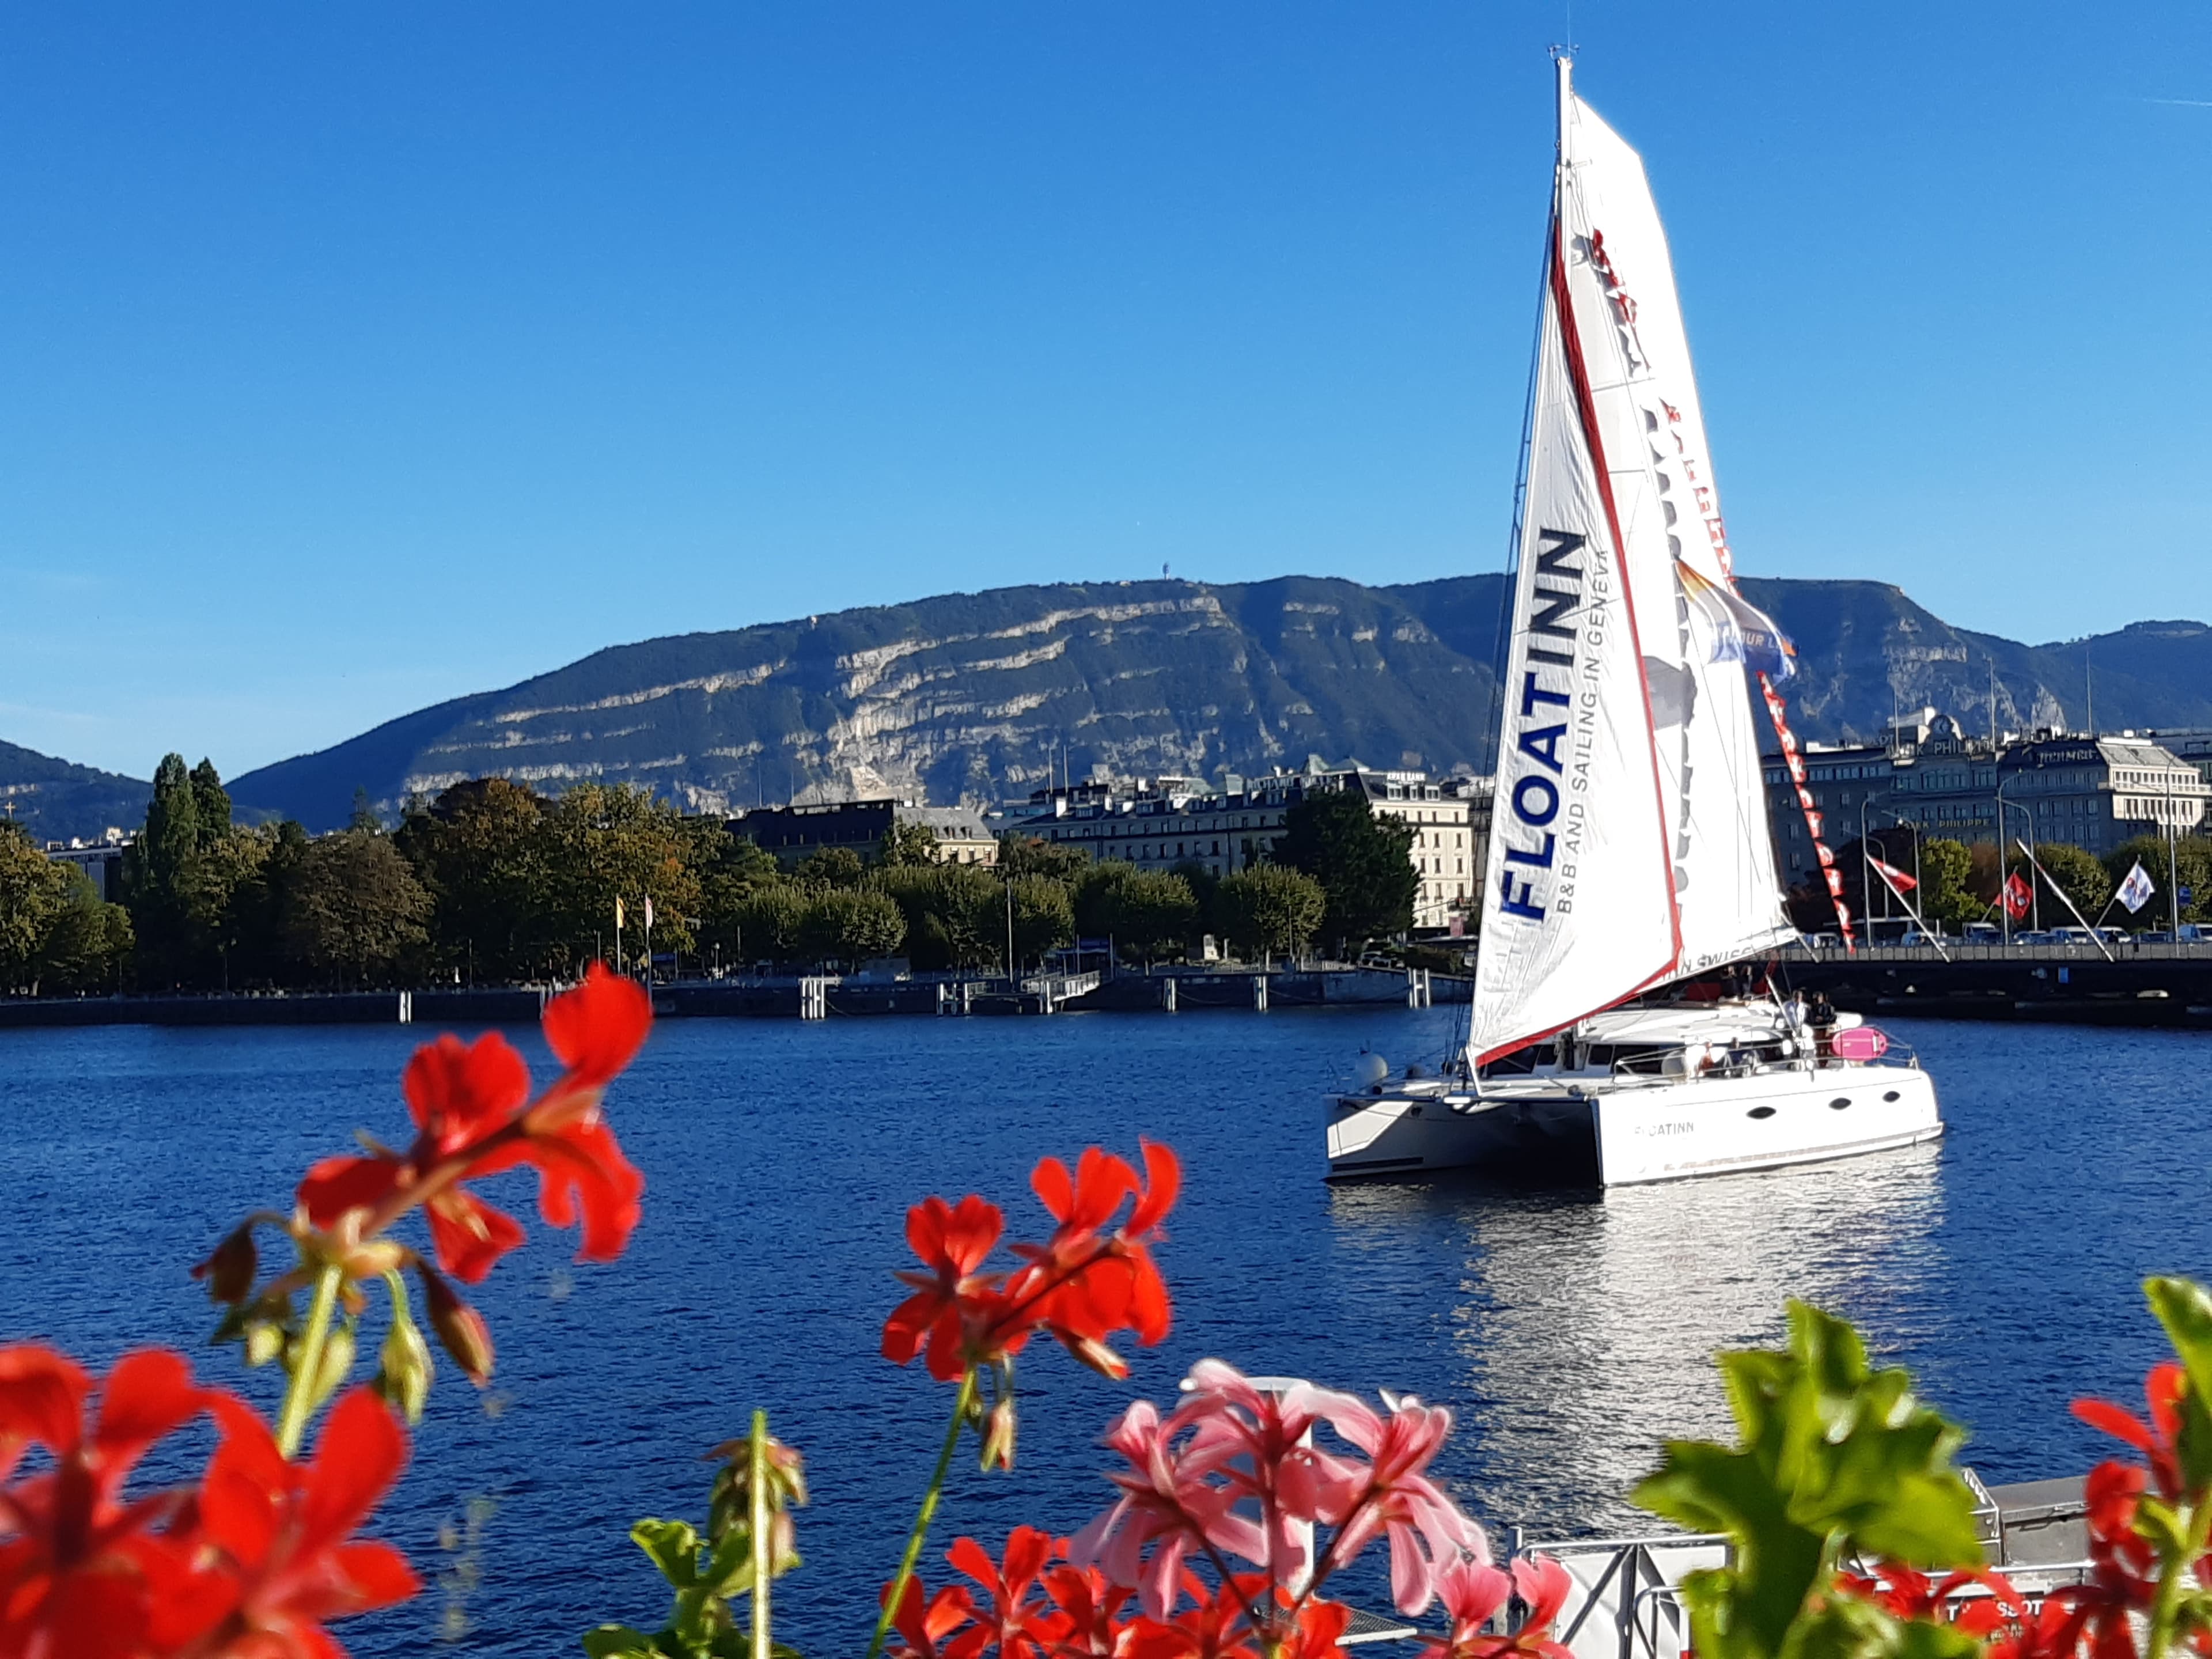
[1963,923,2002,945]
[1801,931,1842,950]
[2140,925,2207,944]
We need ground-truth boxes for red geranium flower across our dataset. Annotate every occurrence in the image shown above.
[881,1143,1180,1386]
[296,963,650,1283]
[195,1385,421,1658]
[882,1196,1007,1380]
[884,1575,976,1659]
[941,1528,1065,1659]
[0,1346,233,1659]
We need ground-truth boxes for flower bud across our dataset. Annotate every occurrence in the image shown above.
[193,1224,258,1305]
[980,1396,1018,1472]
[245,1320,286,1368]
[419,1267,496,1385]
[376,1312,435,1424]
[303,1322,357,1412]
[1066,1335,1129,1381]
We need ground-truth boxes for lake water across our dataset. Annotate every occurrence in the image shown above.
[3,1008,2209,1655]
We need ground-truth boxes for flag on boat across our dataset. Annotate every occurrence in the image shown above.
[2001,872,2032,921]
[1677,561,1799,681]
[2118,861,2156,914]
[1870,857,1916,892]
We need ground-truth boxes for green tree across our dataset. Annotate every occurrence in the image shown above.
[797,888,907,969]
[0,825,71,993]
[2103,834,2212,927]
[35,863,135,993]
[285,831,433,987]
[2018,841,2111,926]
[795,846,867,888]
[1071,860,1140,941]
[879,819,938,868]
[733,885,809,968]
[1274,789,1416,955]
[1004,874,1075,972]
[874,863,999,971]
[1212,865,1325,963]
[122,753,202,987]
[395,778,551,982]
[538,784,703,973]
[1094,869,1198,965]
[690,824,782,968]
[190,759,232,848]
[1915,839,1983,930]
[997,834,1090,883]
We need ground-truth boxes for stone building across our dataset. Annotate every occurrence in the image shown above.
[1013,764,1486,931]
[729,800,998,867]
[1763,711,2209,878]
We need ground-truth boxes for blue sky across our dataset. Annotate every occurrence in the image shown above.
[2,3,2207,779]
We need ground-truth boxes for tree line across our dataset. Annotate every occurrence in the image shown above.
[1,760,1422,995]
[1801,830,2212,934]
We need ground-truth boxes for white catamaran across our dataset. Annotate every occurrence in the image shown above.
[1327,58,1942,1187]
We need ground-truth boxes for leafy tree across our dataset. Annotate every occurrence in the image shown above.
[690,824,782,967]
[1212,866,1325,962]
[1005,874,1075,972]
[2103,835,2212,927]
[36,863,135,993]
[796,846,867,888]
[1169,859,1221,922]
[122,753,202,987]
[998,834,1090,883]
[0,825,73,993]
[283,831,433,988]
[349,787,381,832]
[733,885,808,968]
[874,863,999,971]
[1071,861,1140,941]
[1093,869,1198,965]
[1915,839,1983,930]
[538,785,703,973]
[879,819,939,869]
[797,888,906,970]
[189,759,232,848]
[395,778,551,982]
[2018,842,2110,926]
[1274,789,1416,955]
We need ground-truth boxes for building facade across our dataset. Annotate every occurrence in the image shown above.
[1763,712,2209,884]
[1014,766,1487,931]
[729,800,998,867]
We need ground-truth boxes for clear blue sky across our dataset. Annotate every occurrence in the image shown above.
[2,2,2206,780]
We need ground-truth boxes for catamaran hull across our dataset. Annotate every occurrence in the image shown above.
[1325,1065,1942,1187]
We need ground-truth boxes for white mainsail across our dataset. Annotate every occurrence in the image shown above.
[1470,58,1793,1063]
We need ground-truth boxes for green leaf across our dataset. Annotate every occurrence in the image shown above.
[1632,1300,1983,1659]
[581,1626,659,1659]
[2149,1278,2212,1401]
[631,1519,702,1589]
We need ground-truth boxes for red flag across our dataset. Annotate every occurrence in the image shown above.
[2001,872,2032,921]
[1871,857,1918,892]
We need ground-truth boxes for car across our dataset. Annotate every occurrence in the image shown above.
[1801,931,1842,950]
[2141,925,2207,944]
[1963,923,2002,945]
[2013,930,2057,945]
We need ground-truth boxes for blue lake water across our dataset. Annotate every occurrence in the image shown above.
[3,1008,2208,1654]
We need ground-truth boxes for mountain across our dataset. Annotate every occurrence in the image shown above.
[212,575,2212,832]
[0,741,152,847]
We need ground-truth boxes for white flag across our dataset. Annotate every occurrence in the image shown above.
[643,896,655,930]
[2119,861,2156,914]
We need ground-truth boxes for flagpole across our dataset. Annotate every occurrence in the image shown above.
[1869,861,1950,963]
[2016,837,2116,962]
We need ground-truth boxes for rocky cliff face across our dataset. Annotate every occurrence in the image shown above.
[178,578,2212,832]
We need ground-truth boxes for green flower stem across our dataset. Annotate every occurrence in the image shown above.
[865,1369,979,1659]
[752,1408,772,1659]
[275,1261,344,1459]
[2146,1498,2212,1659]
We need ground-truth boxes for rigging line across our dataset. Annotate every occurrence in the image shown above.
[1483,216,1558,783]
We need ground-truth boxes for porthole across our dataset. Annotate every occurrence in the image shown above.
[1830,1098,1852,1111]
[1747,1105,1777,1120]
[1882,1090,1900,1103]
